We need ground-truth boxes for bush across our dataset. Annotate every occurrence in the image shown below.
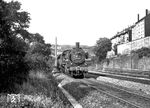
[131,47,150,58]
[17,73,72,108]
[0,73,72,108]
[0,51,29,93]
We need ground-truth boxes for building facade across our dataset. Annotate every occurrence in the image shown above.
[107,9,150,58]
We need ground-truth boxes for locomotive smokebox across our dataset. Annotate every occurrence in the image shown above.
[76,42,80,48]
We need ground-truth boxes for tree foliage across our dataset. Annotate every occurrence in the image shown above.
[25,36,52,71]
[0,0,31,92]
[0,0,53,93]
[31,33,45,44]
[93,37,112,63]
[131,47,150,58]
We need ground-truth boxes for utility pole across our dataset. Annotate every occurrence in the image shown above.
[55,37,57,67]
[52,37,58,74]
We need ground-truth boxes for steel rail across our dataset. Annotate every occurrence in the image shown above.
[88,71,150,84]
[88,85,142,108]
[98,70,149,78]
[88,71,150,79]
[85,78,150,99]
[81,79,150,108]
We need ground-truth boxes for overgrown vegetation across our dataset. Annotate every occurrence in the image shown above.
[18,73,72,108]
[0,0,54,92]
[25,37,53,72]
[0,73,72,108]
[0,1,72,107]
[131,47,150,58]
[0,0,31,92]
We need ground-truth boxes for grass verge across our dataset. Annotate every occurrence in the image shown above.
[0,70,72,108]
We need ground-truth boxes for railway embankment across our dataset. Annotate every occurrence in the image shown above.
[53,72,82,108]
[54,72,135,108]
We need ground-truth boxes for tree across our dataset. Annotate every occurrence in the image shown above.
[93,37,112,63]
[31,33,45,44]
[25,36,52,71]
[0,0,30,92]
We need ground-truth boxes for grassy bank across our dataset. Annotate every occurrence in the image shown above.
[0,70,72,108]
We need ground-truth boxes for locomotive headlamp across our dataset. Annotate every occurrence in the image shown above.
[80,67,88,71]
[80,67,84,71]
[76,66,80,70]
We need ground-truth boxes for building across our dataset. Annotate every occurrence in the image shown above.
[107,9,150,58]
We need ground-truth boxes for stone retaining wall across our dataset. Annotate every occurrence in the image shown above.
[102,55,150,73]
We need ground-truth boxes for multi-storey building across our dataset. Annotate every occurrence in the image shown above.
[107,9,150,58]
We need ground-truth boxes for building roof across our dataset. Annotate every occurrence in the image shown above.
[110,10,150,40]
[110,25,134,40]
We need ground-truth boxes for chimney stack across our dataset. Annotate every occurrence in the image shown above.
[76,42,80,48]
[137,14,140,22]
[146,9,148,16]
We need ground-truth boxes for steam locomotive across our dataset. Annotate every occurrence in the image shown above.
[57,42,88,78]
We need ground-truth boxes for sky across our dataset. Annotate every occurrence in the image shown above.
[12,0,150,46]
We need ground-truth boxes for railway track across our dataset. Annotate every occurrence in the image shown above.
[98,71,150,78]
[88,71,150,85]
[81,78,150,108]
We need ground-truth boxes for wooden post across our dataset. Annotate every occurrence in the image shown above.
[52,37,58,74]
[55,37,57,67]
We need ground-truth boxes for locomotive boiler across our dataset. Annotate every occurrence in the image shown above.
[57,42,88,78]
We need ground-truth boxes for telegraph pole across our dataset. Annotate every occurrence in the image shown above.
[55,37,57,67]
[52,37,58,74]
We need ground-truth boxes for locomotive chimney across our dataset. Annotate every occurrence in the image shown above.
[137,14,140,22]
[146,9,148,16]
[76,42,80,48]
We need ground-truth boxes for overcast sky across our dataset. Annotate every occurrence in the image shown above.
[15,0,150,46]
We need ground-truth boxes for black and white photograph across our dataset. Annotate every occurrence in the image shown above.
[0,0,150,107]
